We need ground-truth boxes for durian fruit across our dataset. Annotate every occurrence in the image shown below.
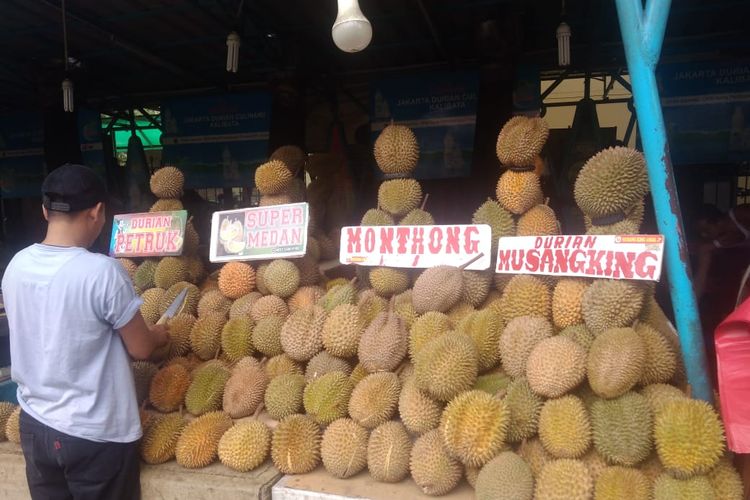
[367,421,412,483]
[141,413,186,465]
[582,279,646,335]
[5,406,21,444]
[636,323,677,386]
[294,255,322,287]
[534,459,594,500]
[358,309,407,373]
[440,390,509,467]
[591,392,653,466]
[255,159,293,195]
[302,371,353,425]
[159,282,200,317]
[185,360,231,416]
[538,395,591,459]
[475,451,535,500]
[326,277,349,290]
[150,166,184,198]
[559,324,596,351]
[472,199,516,252]
[289,286,326,313]
[361,209,395,226]
[496,115,549,168]
[118,258,138,280]
[154,257,189,290]
[552,279,589,330]
[368,267,410,297]
[349,363,369,386]
[640,383,687,414]
[150,198,183,212]
[517,204,560,236]
[175,411,233,469]
[280,305,327,362]
[653,473,715,500]
[251,295,289,322]
[357,289,388,328]
[190,312,227,360]
[149,364,190,413]
[306,237,322,261]
[271,414,321,475]
[496,171,543,215]
[223,357,268,418]
[408,311,450,362]
[220,317,254,363]
[517,437,553,476]
[499,275,551,323]
[574,147,648,220]
[186,256,207,284]
[0,403,16,441]
[595,466,651,500]
[415,333,479,402]
[499,315,554,378]
[265,354,304,379]
[585,200,646,236]
[474,372,512,395]
[465,465,480,489]
[264,260,300,299]
[270,145,305,174]
[447,301,477,328]
[321,418,369,479]
[707,457,745,500]
[412,265,465,314]
[399,377,443,435]
[377,178,423,218]
[134,260,159,290]
[132,360,159,405]
[502,377,543,443]
[140,288,166,325]
[410,429,463,496]
[348,372,400,429]
[255,264,270,295]
[393,289,418,329]
[184,222,200,256]
[654,399,724,478]
[461,270,493,308]
[373,123,419,175]
[526,336,587,398]
[259,191,296,207]
[197,289,232,318]
[456,309,503,372]
[582,447,610,483]
[251,315,284,357]
[218,262,256,300]
[587,327,646,399]
[264,373,305,420]
[400,206,434,226]
[218,420,271,472]
[305,351,351,381]
[162,313,195,358]
[317,280,357,313]
[322,304,363,358]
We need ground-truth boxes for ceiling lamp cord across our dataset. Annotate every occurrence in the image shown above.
[61,0,74,112]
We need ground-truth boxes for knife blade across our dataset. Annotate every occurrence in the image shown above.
[156,288,188,325]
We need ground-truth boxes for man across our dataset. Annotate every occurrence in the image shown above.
[2,164,169,500]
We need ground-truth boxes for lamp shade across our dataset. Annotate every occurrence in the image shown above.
[332,0,372,53]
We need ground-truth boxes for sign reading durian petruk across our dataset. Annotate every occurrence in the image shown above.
[495,234,665,281]
[110,210,188,258]
[209,202,308,263]
[339,224,492,270]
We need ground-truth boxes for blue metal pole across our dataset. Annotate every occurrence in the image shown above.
[615,0,713,403]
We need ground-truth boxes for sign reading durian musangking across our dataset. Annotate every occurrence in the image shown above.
[339,224,492,271]
[495,234,665,281]
[110,210,188,258]
[209,202,309,263]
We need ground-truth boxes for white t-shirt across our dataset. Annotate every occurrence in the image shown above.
[2,244,143,443]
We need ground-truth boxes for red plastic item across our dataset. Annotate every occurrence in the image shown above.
[715,296,750,453]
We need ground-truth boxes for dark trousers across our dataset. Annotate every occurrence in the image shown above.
[19,411,141,500]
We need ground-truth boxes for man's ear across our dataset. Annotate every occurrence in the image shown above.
[89,202,105,220]
[42,205,49,221]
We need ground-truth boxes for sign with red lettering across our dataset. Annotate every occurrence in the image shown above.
[339,224,492,270]
[209,202,309,262]
[495,234,665,281]
[109,211,187,258]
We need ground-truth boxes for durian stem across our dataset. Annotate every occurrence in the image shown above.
[420,194,430,211]
[252,403,265,419]
[459,252,485,270]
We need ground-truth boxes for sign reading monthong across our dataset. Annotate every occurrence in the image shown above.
[209,203,309,263]
[161,92,271,189]
[495,234,665,282]
[110,211,188,258]
[371,70,479,180]
[339,224,492,271]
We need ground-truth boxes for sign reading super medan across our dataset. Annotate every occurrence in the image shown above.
[495,234,665,281]
[110,210,188,258]
[339,224,492,271]
[209,202,308,263]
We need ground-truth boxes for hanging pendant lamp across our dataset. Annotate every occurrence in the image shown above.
[61,0,73,112]
[226,31,240,73]
[332,0,372,53]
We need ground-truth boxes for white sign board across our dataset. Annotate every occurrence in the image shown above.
[339,224,492,270]
[496,234,665,281]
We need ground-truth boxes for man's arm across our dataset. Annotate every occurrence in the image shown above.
[118,312,169,360]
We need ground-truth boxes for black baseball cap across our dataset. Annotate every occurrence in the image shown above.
[41,163,108,213]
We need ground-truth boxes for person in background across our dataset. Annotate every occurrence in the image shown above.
[1,164,169,500]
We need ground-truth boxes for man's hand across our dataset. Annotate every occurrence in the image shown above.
[149,324,170,348]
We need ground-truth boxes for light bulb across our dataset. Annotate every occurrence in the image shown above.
[332,0,372,53]
[226,31,240,73]
[62,78,74,112]
[556,22,571,67]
